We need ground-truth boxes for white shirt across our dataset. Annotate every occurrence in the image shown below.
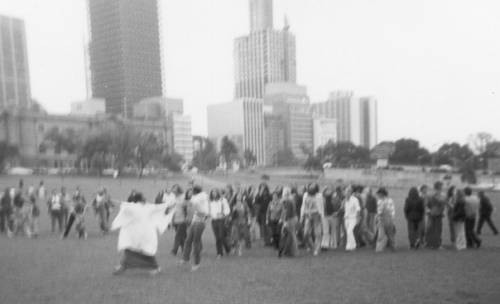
[344,195,361,220]
[162,192,176,208]
[209,198,230,220]
[191,192,209,222]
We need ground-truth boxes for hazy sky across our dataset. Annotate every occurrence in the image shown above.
[1,0,499,150]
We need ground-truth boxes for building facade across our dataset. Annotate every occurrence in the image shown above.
[87,0,163,117]
[207,98,265,165]
[168,113,193,163]
[234,1,296,99]
[313,118,337,152]
[70,98,106,116]
[359,97,378,149]
[0,15,31,109]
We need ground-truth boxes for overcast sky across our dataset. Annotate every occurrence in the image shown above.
[1,0,499,150]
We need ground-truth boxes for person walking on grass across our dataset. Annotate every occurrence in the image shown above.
[12,188,32,237]
[321,186,340,250]
[446,186,457,245]
[182,185,209,271]
[27,186,40,238]
[0,188,13,237]
[92,187,110,235]
[47,189,63,234]
[301,183,324,256]
[425,182,446,249]
[209,189,231,258]
[279,187,298,257]
[477,191,498,236]
[267,191,283,250]
[375,188,396,252]
[452,190,467,251]
[62,187,87,239]
[464,187,481,249]
[112,193,173,276]
[231,192,251,256]
[404,187,425,249]
[343,186,361,251]
[171,185,189,256]
[255,183,272,246]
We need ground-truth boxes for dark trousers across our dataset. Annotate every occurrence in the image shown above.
[172,222,187,255]
[0,210,13,233]
[258,216,271,245]
[407,219,424,248]
[183,222,205,265]
[211,219,230,256]
[477,215,498,235]
[426,216,443,249]
[465,217,481,248]
[268,220,281,249]
[51,210,64,233]
[63,213,76,237]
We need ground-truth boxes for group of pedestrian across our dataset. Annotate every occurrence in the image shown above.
[0,180,115,240]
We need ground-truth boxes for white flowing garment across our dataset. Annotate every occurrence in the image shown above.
[111,202,174,256]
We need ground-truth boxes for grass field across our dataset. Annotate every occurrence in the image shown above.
[1,174,500,304]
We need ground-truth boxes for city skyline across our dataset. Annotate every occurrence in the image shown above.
[0,0,499,149]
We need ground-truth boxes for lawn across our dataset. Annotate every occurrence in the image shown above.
[1,174,500,304]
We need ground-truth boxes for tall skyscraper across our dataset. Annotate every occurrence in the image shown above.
[312,92,378,148]
[87,0,163,117]
[249,0,273,32]
[0,15,31,109]
[234,1,296,99]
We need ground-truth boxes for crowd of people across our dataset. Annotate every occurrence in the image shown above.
[0,180,115,239]
[0,178,497,275]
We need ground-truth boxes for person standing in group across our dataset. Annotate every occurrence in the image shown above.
[267,192,283,250]
[245,186,258,246]
[231,192,251,256]
[254,183,272,246]
[47,189,63,234]
[375,188,396,252]
[37,181,46,202]
[183,185,210,271]
[464,187,481,249]
[365,187,378,234]
[12,188,31,237]
[0,188,14,237]
[92,187,110,235]
[300,183,324,256]
[477,191,498,236]
[452,190,467,250]
[62,187,87,239]
[321,186,340,250]
[419,185,430,245]
[404,187,425,249]
[353,186,367,248]
[293,186,306,248]
[27,186,40,238]
[209,189,231,258]
[279,187,298,257]
[446,186,457,245]
[343,186,361,251]
[425,182,446,249]
[171,185,189,256]
[60,187,71,228]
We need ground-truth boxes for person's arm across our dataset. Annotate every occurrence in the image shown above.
[317,195,325,219]
[222,199,230,217]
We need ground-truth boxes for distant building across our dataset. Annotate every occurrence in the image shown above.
[264,83,312,160]
[264,114,286,166]
[207,98,265,165]
[312,91,378,148]
[0,15,31,109]
[234,1,296,99]
[313,118,337,151]
[133,97,165,120]
[87,0,163,117]
[168,113,193,163]
[165,97,184,116]
[70,98,105,116]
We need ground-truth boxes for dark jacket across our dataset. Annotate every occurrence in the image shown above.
[254,192,272,223]
[365,194,378,214]
[404,196,425,221]
[479,196,493,217]
[452,199,466,222]
[427,194,446,217]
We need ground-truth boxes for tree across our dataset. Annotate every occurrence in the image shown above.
[318,141,370,168]
[43,127,80,154]
[134,132,165,177]
[220,136,239,169]
[276,148,296,166]
[192,138,217,171]
[0,142,19,172]
[243,149,257,167]
[469,132,495,169]
[79,132,112,174]
[433,143,474,166]
[162,152,184,172]
[390,138,430,165]
[300,143,322,171]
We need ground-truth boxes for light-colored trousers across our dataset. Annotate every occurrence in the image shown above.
[375,220,396,252]
[345,217,358,251]
[321,215,339,249]
[304,213,322,254]
[454,221,466,251]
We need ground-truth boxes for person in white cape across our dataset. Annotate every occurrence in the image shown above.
[111,192,175,276]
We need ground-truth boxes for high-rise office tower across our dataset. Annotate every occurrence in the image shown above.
[234,1,296,99]
[0,15,31,109]
[359,97,378,149]
[87,0,163,117]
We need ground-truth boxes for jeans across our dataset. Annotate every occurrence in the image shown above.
[426,216,443,249]
[407,219,424,248]
[477,215,498,235]
[183,222,205,265]
[172,222,188,255]
[268,219,281,250]
[304,213,322,254]
[51,210,63,233]
[376,219,396,252]
[321,214,339,249]
[454,221,466,250]
[211,219,230,256]
[96,207,108,233]
[465,217,481,248]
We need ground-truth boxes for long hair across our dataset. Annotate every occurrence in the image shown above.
[407,187,420,201]
[209,189,221,201]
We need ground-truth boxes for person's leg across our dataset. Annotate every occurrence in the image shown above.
[313,215,323,255]
[183,225,194,262]
[0,211,5,233]
[486,216,499,235]
[321,215,330,249]
[454,221,466,250]
[477,216,485,235]
[193,223,205,266]
[465,218,473,248]
[386,222,396,250]
[212,220,223,256]
[436,217,443,248]
[469,218,481,247]
[375,221,388,252]
[51,212,56,233]
[63,213,76,237]
[303,217,313,251]
[331,215,338,249]
[179,223,188,252]
[448,215,455,244]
